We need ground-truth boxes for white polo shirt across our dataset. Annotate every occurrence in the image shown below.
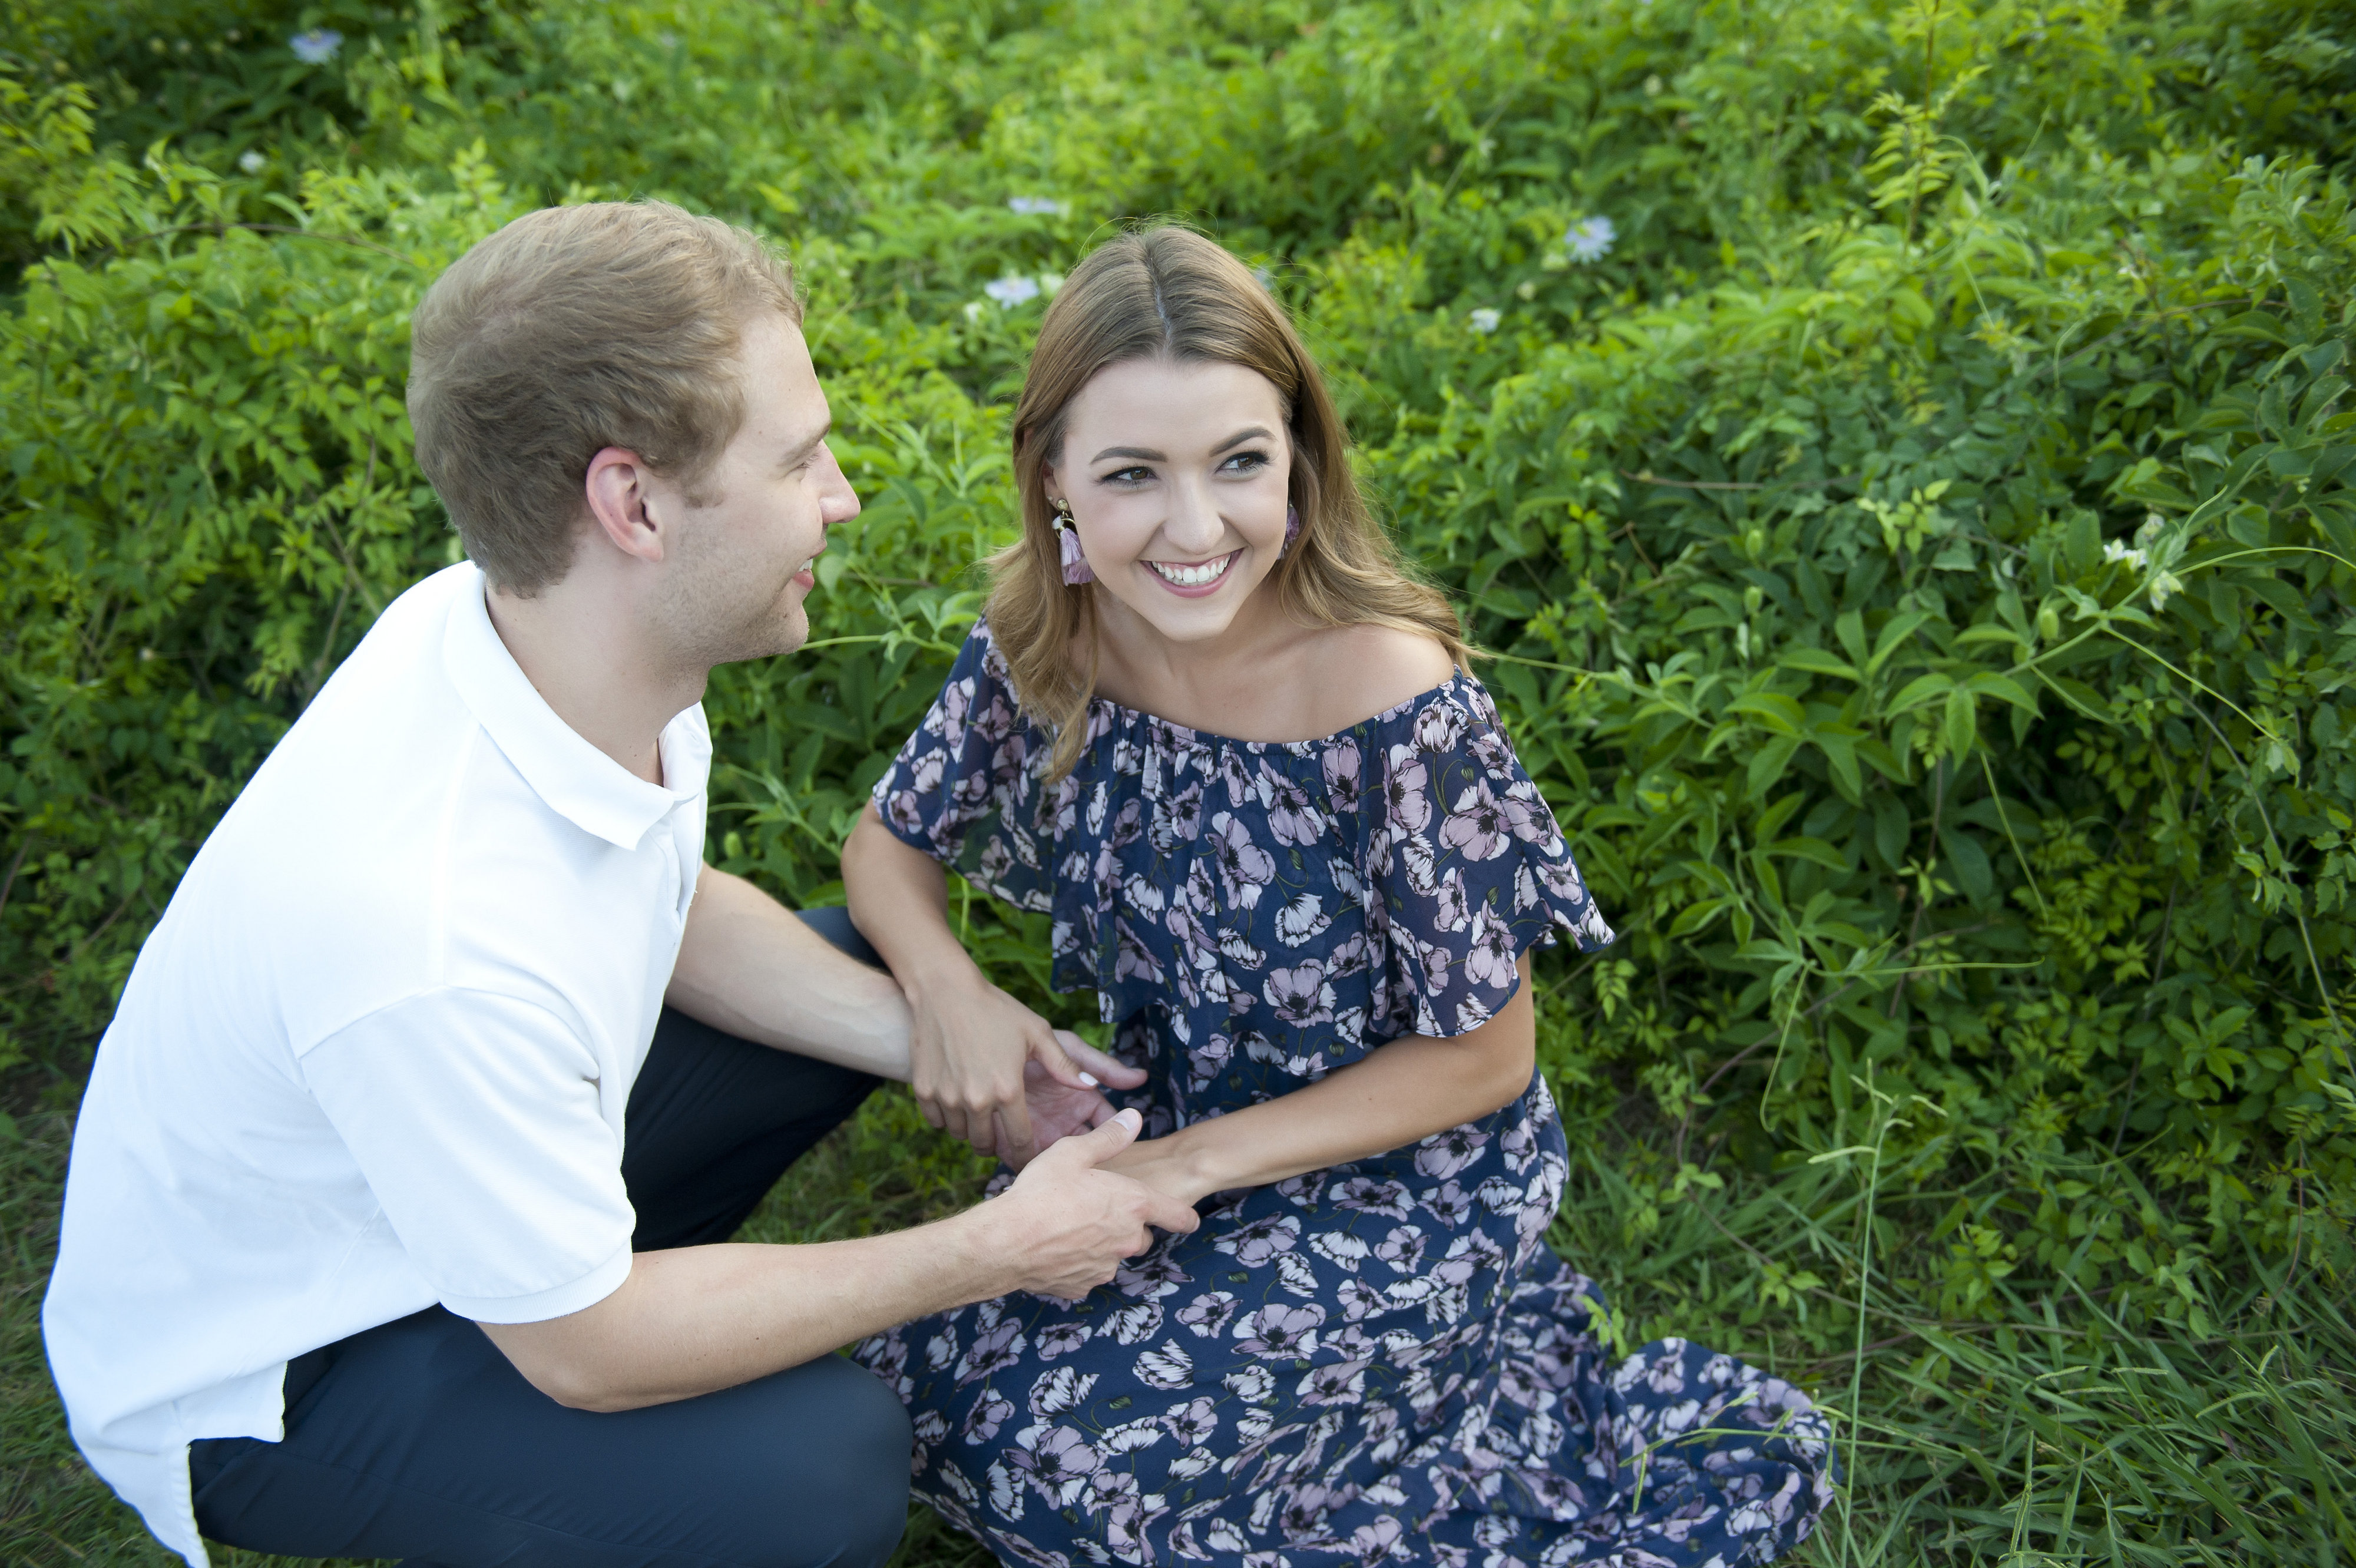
[42,561,711,1568]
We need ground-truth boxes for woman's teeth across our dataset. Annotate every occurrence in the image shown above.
[1147,553,1235,588]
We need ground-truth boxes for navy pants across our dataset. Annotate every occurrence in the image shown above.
[189,909,909,1568]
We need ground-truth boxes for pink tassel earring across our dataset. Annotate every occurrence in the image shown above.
[1279,504,1301,558]
[1051,498,1095,585]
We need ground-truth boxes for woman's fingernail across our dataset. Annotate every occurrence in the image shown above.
[1079,1071,1101,1088]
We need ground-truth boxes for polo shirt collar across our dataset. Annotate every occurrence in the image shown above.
[442,568,711,851]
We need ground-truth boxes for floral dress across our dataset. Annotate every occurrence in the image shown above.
[853,623,1835,1568]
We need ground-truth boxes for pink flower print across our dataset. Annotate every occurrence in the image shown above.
[1219,748,1254,806]
[1265,961,1336,1027]
[1183,856,1220,918]
[1325,929,1372,976]
[1500,1117,1537,1173]
[1336,1278,1387,1322]
[1007,1423,1099,1508]
[908,749,947,795]
[1464,903,1517,989]
[1513,858,1543,915]
[1415,1123,1490,1179]
[1323,738,1366,811]
[1223,1363,1276,1403]
[1217,1213,1302,1266]
[985,1458,1023,1522]
[1209,811,1278,909]
[1264,765,1325,845]
[1164,905,1214,967]
[1348,1516,1408,1563]
[1162,1395,1219,1448]
[1114,1251,1190,1300]
[954,1320,1026,1385]
[1373,1225,1428,1272]
[1046,770,1082,833]
[951,769,992,814]
[1154,778,1204,848]
[1383,746,1432,832]
[1121,873,1166,915]
[1412,700,1468,754]
[1176,1290,1240,1338]
[1330,1176,1412,1218]
[1421,1180,1475,1226]
[938,676,973,748]
[962,1391,1015,1443]
[1431,868,1472,932]
[884,789,926,836]
[991,733,1027,785]
[1113,918,1164,984]
[1274,1251,1320,1295]
[977,836,1014,886]
[1363,822,1395,878]
[1454,993,1495,1033]
[1108,795,1143,848]
[1274,893,1332,948]
[1417,938,1456,995]
[1234,1302,1326,1359]
[1468,723,1514,773]
[1438,775,1524,862]
[972,690,1017,746]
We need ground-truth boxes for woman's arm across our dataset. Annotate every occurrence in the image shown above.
[842,802,1123,1160]
[1103,953,1539,1205]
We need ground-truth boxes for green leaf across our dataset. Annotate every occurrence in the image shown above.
[1944,686,1977,761]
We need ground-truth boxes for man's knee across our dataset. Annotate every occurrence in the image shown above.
[739,1357,911,1568]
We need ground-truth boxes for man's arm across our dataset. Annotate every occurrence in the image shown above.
[664,864,915,1077]
[480,1109,1197,1411]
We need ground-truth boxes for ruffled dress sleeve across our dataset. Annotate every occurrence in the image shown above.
[1364,680,1616,1041]
[868,621,1054,913]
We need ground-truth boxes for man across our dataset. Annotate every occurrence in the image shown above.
[42,200,1197,1568]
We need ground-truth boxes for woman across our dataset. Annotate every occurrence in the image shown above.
[843,227,1834,1567]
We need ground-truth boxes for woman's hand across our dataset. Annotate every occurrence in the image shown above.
[1007,1034,1151,1168]
[910,972,1143,1163]
[1098,1132,1216,1210]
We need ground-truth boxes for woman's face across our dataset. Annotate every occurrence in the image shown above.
[1041,356,1293,647]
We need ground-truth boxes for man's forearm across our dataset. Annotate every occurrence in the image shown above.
[665,865,914,1079]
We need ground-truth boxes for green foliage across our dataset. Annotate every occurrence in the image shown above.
[4,1,2356,1559]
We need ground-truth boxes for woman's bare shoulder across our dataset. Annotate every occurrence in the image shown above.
[1308,623,1457,732]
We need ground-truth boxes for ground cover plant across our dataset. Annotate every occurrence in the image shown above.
[4,0,2354,1562]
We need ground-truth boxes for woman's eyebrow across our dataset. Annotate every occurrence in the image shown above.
[1091,426,1275,465]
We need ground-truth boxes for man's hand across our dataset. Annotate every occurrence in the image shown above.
[982,1109,1202,1299]
[909,972,1096,1162]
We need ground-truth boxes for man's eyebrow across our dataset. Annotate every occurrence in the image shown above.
[781,419,833,468]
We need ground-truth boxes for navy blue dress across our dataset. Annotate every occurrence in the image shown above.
[854,623,1835,1567]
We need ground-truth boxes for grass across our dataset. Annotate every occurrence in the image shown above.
[3,1063,2350,1567]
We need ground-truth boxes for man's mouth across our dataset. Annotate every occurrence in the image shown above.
[1145,551,1239,590]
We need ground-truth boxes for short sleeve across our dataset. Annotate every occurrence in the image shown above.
[869,623,1052,912]
[299,989,635,1324]
[1366,687,1616,1040]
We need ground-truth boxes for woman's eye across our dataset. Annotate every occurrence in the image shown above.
[1101,466,1154,486]
[1220,450,1270,474]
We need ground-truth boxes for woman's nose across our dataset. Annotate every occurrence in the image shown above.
[1159,479,1226,553]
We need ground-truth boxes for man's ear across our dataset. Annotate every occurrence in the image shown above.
[584,447,669,565]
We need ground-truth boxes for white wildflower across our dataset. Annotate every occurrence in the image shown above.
[1037,270,1064,296]
[2102,538,2149,571]
[2149,570,2183,613]
[1468,307,1501,335]
[1565,216,1616,262]
[963,300,986,323]
[1007,196,1067,216]
[237,151,267,175]
[289,29,342,64]
[983,274,1041,307]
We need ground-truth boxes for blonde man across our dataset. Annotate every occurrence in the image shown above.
[42,201,1196,1568]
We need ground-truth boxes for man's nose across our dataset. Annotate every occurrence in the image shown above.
[819,444,861,525]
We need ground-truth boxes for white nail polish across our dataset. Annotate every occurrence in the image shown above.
[1079,1071,1101,1088]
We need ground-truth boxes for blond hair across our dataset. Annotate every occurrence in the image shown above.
[408,201,801,594]
[991,226,1470,779]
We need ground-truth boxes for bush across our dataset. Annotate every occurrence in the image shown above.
[4,0,2353,1403]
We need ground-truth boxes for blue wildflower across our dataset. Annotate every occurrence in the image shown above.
[983,275,1041,307]
[1564,216,1616,262]
[1007,196,1067,216]
[289,29,342,64]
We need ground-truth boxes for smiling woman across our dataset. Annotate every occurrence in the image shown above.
[837,227,1838,1567]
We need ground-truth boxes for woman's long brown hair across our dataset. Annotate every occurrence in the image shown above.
[990,226,1471,780]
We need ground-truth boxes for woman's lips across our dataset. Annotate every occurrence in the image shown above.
[1144,550,1241,597]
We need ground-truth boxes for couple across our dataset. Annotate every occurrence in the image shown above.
[44,204,1832,1568]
